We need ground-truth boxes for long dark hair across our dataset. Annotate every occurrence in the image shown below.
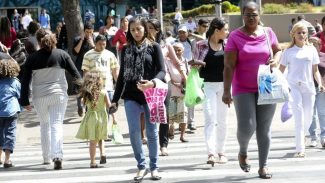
[0,16,12,42]
[206,17,227,43]
[126,17,149,44]
[147,19,164,44]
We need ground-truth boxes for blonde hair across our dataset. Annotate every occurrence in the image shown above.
[0,59,20,78]
[172,42,184,51]
[80,71,103,108]
[288,21,311,48]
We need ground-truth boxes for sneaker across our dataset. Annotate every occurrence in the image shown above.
[309,139,318,147]
[53,158,62,170]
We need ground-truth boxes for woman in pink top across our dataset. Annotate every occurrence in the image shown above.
[0,16,17,48]
[222,1,282,179]
[112,17,128,61]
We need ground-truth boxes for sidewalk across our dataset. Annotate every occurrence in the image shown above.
[16,95,295,144]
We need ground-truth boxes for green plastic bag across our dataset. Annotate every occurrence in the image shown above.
[184,68,205,107]
[112,123,124,144]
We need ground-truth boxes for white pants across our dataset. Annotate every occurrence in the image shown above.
[289,83,315,153]
[203,82,228,155]
[33,94,68,161]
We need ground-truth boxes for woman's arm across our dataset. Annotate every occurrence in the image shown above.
[166,44,187,80]
[112,47,126,103]
[104,93,111,109]
[222,51,237,107]
[313,64,325,91]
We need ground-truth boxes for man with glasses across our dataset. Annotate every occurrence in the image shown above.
[190,19,209,41]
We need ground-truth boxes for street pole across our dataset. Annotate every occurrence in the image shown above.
[215,0,222,18]
[157,0,163,31]
[177,0,182,11]
[256,0,262,13]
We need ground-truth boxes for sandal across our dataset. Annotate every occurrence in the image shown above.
[238,154,250,172]
[100,155,106,164]
[134,169,148,181]
[217,154,228,164]
[150,169,162,181]
[160,147,168,156]
[3,161,14,168]
[294,152,305,158]
[90,163,98,168]
[258,168,272,179]
[207,154,215,167]
[180,138,189,143]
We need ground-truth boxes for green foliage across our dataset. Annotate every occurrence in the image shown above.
[286,3,298,9]
[322,7,325,13]
[263,3,288,14]
[222,1,232,13]
[163,2,240,20]
[295,3,314,13]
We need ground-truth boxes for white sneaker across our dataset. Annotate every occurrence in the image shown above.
[309,139,317,147]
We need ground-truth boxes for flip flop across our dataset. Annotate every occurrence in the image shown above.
[134,169,147,182]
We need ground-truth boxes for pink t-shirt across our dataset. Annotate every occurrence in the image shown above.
[225,28,278,96]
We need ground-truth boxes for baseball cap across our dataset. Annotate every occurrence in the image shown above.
[178,25,188,32]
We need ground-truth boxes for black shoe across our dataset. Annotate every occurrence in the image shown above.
[238,154,250,173]
[105,137,112,142]
[188,125,197,131]
[100,155,106,164]
[53,158,62,170]
[77,107,84,117]
[3,161,14,168]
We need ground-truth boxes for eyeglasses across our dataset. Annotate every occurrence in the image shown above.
[244,14,259,18]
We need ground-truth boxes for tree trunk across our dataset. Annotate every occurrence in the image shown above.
[61,0,83,95]
[61,0,83,56]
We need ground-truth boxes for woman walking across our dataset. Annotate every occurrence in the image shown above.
[20,29,81,170]
[222,1,282,179]
[193,17,229,166]
[111,17,165,181]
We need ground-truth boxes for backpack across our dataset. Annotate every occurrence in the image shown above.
[9,39,28,66]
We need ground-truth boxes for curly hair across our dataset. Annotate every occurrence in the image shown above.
[80,71,103,108]
[36,28,57,52]
[0,59,20,78]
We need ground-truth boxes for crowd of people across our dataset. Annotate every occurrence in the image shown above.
[0,1,325,182]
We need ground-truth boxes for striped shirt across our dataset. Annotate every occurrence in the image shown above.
[82,49,119,91]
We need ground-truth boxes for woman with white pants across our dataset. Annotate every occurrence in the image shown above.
[193,17,229,166]
[279,22,325,157]
[20,29,81,169]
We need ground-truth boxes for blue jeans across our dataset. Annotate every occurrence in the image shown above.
[309,88,325,141]
[0,114,18,153]
[124,100,159,171]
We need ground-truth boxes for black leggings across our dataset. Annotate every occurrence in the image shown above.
[159,86,171,148]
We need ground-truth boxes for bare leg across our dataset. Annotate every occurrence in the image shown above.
[89,140,97,165]
[4,150,10,164]
[98,140,105,157]
[180,123,188,142]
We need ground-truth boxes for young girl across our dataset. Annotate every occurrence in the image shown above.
[76,71,111,168]
[0,58,20,168]
[279,22,325,158]
[168,42,188,143]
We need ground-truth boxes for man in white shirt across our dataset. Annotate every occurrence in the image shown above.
[185,17,197,33]
[22,10,33,30]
